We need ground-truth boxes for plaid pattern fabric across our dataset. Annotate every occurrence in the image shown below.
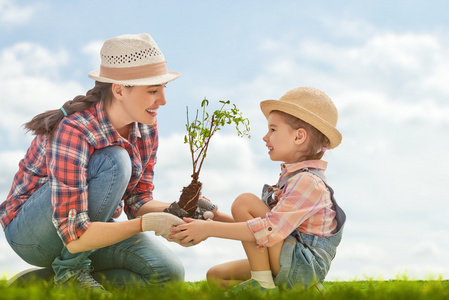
[1,100,158,245]
[247,160,337,249]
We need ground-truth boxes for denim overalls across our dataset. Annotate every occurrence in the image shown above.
[261,167,346,289]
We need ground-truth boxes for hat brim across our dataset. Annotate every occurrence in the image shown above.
[88,70,181,86]
[260,99,342,149]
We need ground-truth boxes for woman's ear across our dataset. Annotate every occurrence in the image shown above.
[111,83,124,101]
[294,128,307,145]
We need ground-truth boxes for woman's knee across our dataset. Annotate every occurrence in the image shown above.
[89,146,132,185]
[160,257,185,283]
[118,234,184,284]
[139,255,184,285]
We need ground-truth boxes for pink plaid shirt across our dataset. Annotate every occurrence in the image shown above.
[247,160,337,249]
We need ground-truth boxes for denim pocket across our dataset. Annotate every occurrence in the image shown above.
[288,243,325,287]
[301,247,315,264]
[9,241,56,267]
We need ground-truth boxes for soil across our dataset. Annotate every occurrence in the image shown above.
[177,179,202,215]
[164,178,207,219]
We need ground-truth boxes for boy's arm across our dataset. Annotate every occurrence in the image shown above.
[212,210,234,222]
[170,218,255,245]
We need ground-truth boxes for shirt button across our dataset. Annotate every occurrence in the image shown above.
[268,227,272,231]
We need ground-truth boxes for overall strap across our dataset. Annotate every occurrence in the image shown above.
[307,168,346,233]
[278,168,309,189]
[283,167,346,233]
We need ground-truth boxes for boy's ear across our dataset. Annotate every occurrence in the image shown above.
[295,128,307,144]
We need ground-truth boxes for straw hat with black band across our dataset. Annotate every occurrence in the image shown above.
[88,33,180,86]
[260,86,342,149]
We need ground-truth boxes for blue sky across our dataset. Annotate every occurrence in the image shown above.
[1,0,449,282]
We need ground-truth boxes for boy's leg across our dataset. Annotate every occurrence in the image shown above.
[231,193,282,274]
[231,193,283,289]
[207,259,251,288]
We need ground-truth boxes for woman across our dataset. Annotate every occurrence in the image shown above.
[1,33,194,291]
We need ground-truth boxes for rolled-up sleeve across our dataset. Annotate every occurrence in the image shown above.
[123,157,156,218]
[123,124,158,219]
[48,120,92,245]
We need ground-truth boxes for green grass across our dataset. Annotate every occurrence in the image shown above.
[1,279,448,300]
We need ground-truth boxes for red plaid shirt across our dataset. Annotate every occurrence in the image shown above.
[0,100,158,245]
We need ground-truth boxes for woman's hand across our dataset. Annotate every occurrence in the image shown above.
[140,212,194,247]
[170,218,210,245]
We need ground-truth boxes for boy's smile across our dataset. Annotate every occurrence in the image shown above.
[263,112,299,163]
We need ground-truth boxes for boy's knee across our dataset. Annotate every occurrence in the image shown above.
[206,265,225,288]
[231,193,258,218]
[206,265,218,280]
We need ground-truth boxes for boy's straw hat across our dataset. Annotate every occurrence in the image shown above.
[88,33,180,86]
[260,86,342,149]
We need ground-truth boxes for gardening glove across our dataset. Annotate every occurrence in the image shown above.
[198,196,218,212]
[140,212,193,247]
[198,196,218,220]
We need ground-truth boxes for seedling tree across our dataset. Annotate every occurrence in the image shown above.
[164,98,250,219]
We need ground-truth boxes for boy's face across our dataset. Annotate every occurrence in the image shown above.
[263,112,304,164]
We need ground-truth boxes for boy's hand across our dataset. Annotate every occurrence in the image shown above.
[140,212,193,247]
[170,217,209,245]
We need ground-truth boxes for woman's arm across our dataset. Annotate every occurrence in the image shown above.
[66,218,140,253]
[135,200,171,216]
[67,200,181,253]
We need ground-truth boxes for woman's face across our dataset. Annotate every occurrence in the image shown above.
[121,84,167,125]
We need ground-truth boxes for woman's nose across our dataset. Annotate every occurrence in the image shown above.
[158,93,167,106]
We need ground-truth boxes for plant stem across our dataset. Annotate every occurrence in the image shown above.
[195,115,216,176]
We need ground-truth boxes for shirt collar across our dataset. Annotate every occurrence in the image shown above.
[128,122,142,143]
[280,160,328,176]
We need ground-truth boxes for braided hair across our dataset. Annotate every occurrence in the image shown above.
[23,81,112,138]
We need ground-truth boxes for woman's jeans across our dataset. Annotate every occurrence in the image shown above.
[5,146,184,286]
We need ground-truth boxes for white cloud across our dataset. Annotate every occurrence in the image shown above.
[82,41,103,73]
[0,42,84,147]
[0,150,25,199]
[411,241,442,257]
[0,0,35,25]
[0,42,69,78]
